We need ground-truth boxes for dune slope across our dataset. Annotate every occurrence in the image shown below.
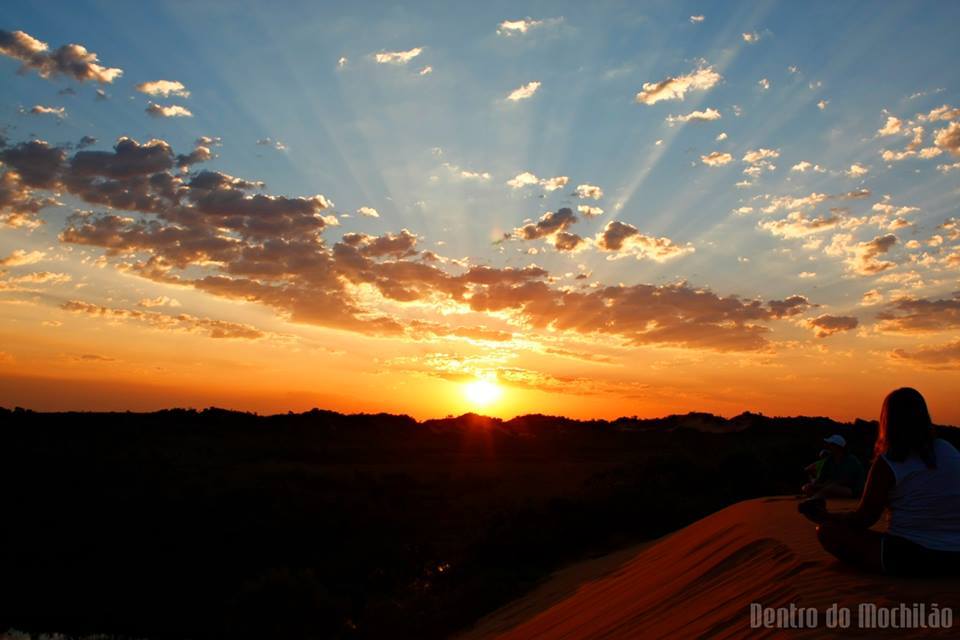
[461,497,960,639]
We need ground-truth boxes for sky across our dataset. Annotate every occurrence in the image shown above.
[1,1,959,422]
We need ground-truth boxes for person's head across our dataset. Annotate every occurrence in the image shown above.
[823,434,846,459]
[875,387,935,467]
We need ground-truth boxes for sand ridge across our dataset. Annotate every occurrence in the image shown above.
[461,497,960,638]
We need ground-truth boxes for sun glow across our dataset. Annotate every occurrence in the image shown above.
[463,379,502,408]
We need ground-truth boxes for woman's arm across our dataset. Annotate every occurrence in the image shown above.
[818,457,894,528]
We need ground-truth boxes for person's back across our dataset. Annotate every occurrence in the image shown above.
[884,438,960,551]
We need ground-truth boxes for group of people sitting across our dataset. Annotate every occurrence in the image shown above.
[799,387,960,577]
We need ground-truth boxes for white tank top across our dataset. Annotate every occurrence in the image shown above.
[883,438,960,551]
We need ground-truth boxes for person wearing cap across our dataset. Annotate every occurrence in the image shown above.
[801,434,865,498]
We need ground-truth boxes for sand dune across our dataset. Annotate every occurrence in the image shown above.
[461,497,960,638]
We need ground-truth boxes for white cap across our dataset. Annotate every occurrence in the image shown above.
[824,434,846,448]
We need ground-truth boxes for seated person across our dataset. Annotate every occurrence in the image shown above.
[801,435,864,498]
[800,387,960,576]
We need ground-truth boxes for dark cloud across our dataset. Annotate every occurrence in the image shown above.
[0,29,122,83]
[767,295,813,318]
[1,134,811,351]
[803,314,859,338]
[892,339,960,369]
[60,300,264,339]
[876,293,960,333]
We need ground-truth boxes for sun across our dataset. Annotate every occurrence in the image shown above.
[463,379,502,408]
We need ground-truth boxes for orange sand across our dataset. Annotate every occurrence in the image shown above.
[461,497,960,638]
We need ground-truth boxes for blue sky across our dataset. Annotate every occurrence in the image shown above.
[1,1,959,420]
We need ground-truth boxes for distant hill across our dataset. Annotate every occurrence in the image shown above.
[1,406,957,639]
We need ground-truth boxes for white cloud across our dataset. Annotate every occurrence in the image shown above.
[418,66,432,76]
[507,81,541,101]
[817,99,829,110]
[374,47,423,64]
[635,66,721,105]
[758,78,770,90]
[577,205,603,217]
[29,104,65,118]
[701,151,733,166]
[791,161,826,173]
[715,132,728,141]
[665,107,721,125]
[846,163,869,178]
[337,56,348,69]
[497,18,543,35]
[574,184,603,199]
[358,206,380,218]
[877,116,903,137]
[506,172,568,192]
[136,80,189,98]
[742,148,780,164]
[146,103,193,118]
[742,32,760,43]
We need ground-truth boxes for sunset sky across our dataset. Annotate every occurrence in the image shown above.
[2,1,959,422]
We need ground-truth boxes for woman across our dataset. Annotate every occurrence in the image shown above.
[801,387,960,576]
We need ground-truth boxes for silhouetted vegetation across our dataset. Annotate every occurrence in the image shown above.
[2,407,957,639]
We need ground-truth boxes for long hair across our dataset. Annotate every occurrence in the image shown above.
[875,387,936,467]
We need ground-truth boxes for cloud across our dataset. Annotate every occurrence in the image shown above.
[845,163,869,178]
[577,205,603,217]
[701,151,733,166]
[256,138,287,151]
[934,121,960,156]
[418,66,432,76]
[917,104,960,122]
[357,206,380,218]
[2,134,815,353]
[374,47,423,64]
[507,81,541,101]
[742,32,761,43]
[861,289,883,306]
[716,132,728,141]
[497,18,543,35]
[635,65,721,105]
[817,99,829,110]
[758,78,770,90]
[690,15,705,23]
[138,296,181,308]
[0,29,122,83]
[28,104,66,118]
[892,340,960,369]
[742,148,780,164]
[804,314,858,338]
[337,56,348,69]
[511,208,585,252]
[665,107,721,125]
[573,184,603,199]
[768,295,814,318]
[790,161,825,173]
[61,300,265,339]
[0,249,46,266]
[759,211,841,238]
[594,220,693,261]
[825,233,898,275]
[875,293,960,333]
[506,171,568,192]
[877,116,903,136]
[136,80,190,98]
[146,103,193,118]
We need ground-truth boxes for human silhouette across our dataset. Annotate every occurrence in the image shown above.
[800,387,960,575]
[801,434,864,498]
